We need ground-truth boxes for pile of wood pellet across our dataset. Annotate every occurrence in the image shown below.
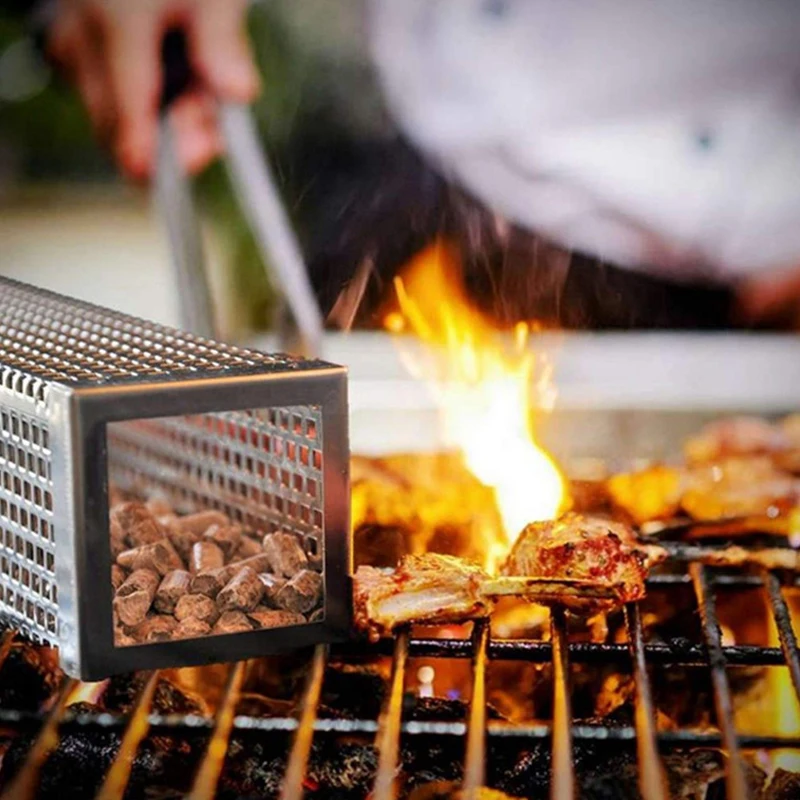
[110,497,323,645]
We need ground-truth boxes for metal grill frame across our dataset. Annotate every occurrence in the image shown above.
[0,278,351,680]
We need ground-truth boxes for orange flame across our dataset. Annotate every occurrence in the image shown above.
[385,240,567,567]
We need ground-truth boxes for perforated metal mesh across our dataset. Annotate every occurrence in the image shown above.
[0,276,326,388]
[0,277,344,662]
[108,405,325,558]
[0,404,58,643]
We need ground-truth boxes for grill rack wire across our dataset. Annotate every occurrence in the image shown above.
[0,560,799,800]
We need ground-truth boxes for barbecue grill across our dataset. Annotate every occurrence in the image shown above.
[1,327,799,799]
[0,564,799,800]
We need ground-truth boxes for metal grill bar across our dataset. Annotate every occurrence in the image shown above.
[690,564,749,800]
[95,671,160,800]
[462,619,489,797]
[550,608,574,800]
[2,708,800,741]
[0,677,77,800]
[373,628,410,800]
[187,661,246,800]
[763,571,800,704]
[337,637,785,666]
[280,644,328,800]
[624,604,668,800]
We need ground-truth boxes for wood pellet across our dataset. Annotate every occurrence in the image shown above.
[110,497,323,645]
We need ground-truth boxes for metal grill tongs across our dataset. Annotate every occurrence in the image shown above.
[154,31,323,356]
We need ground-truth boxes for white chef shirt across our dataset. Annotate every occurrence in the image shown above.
[368,0,800,284]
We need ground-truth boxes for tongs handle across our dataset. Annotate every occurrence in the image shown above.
[155,31,217,340]
[154,29,323,356]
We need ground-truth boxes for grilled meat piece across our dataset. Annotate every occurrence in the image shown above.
[608,457,800,526]
[501,514,665,613]
[684,416,790,464]
[353,553,492,640]
[680,457,800,522]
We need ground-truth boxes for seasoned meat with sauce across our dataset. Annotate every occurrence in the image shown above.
[501,514,665,613]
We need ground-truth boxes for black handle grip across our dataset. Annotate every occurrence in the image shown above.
[160,28,193,111]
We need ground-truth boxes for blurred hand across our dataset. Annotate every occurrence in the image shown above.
[737,264,800,330]
[49,0,260,180]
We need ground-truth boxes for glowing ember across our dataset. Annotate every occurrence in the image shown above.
[385,240,567,566]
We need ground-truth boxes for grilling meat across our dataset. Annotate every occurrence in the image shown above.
[684,416,790,465]
[680,457,800,522]
[353,553,492,640]
[609,457,800,526]
[501,514,666,613]
[354,515,670,634]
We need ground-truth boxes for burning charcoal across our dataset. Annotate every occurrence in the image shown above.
[248,607,306,628]
[203,523,242,559]
[305,741,379,795]
[110,501,164,547]
[308,608,325,623]
[190,540,225,573]
[0,727,203,800]
[174,593,220,626]
[117,539,183,576]
[103,672,207,715]
[275,568,323,614]
[175,510,229,535]
[235,534,263,559]
[191,565,236,598]
[114,569,159,626]
[257,573,286,607]
[129,614,178,643]
[319,664,387,720]
[262,532,308,577]
[217,567,264,612]
[175,617,213,639]
[663,750,726,799]
[110,564,126,591]
[0,641,63,710]
[213,610,253,634]
[154,569,192,613]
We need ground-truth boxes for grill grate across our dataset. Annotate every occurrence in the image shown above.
[1,566,799,800]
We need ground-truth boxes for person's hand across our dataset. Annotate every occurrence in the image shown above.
[48,0,261,181]
[737,264,800,330]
